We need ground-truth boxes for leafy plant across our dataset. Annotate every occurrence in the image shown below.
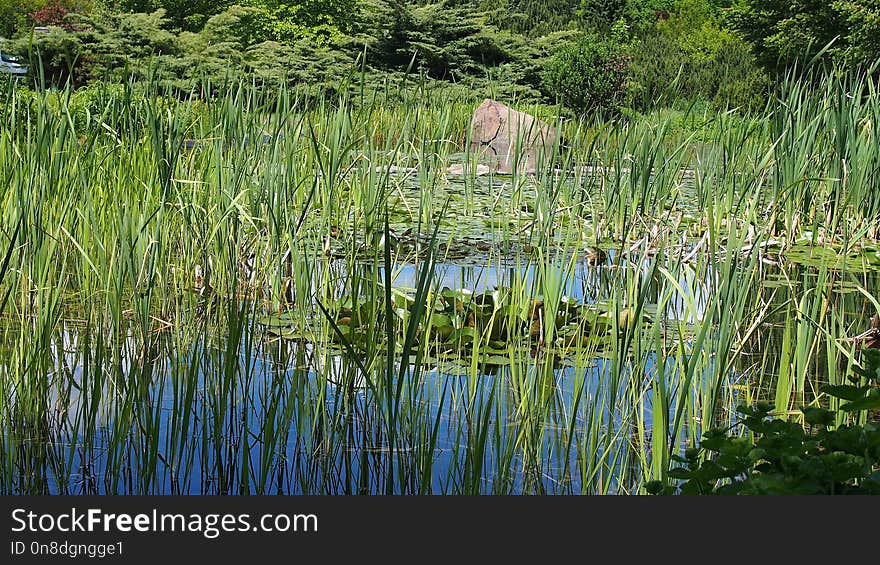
[649,348,880,495]
[729,0,880,69]
[541,32,629,115]
[578,0,674,34]
[628,0,768,111]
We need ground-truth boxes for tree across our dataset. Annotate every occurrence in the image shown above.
[1,0,42,37]
[200,4,269,47]
[0,0,92,37]
[241,0,360,43]
[115,0,230,31]
[578,0,675,34]
[831,1,880,64]
[484,0,580,37]
[12,9,182,85]
[578,0,627,30]
[728,0,880,69]
[628,0,768,110]
[371,1,496,80]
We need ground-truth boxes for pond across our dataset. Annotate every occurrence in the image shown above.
[3,84,879,495]
[6,250,873,495]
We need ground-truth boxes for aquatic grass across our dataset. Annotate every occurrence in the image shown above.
[2,67,880,494]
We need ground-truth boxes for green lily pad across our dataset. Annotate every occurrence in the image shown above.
[257,313,298,328]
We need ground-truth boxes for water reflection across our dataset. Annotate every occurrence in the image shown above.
[2,260,877,494]
[389,254,712,322]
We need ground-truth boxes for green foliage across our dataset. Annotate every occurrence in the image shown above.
[579,0,674,35]
[484,0,581,37]
[629,0,767,111]
[0,80,35,123]
[113,0,358,39]
[115,0,230,31]
[8,5,363,92]
[200,4,269,47]
[578,0,627,29]
[729,0,880,69]
[370,1,483,79]
[60,80,129,128]
[241,0,360,43]
[621,0,676,29]
[14,8,183,85]
[7,0,559,104]
[835,1,880,64]
[11,25,84,85]
[0,0,93,37]
[4,0,830,115]
[258,37,358,94]
[0,0,37,37]
[663,0,728,61]
[649,348,880,495]
[542,32,629,115]
[363,0,550,100]
[109,9,180,57]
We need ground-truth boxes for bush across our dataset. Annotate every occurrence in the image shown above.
[729,0,880,70]
[541,33,629,115]
[10,25,84,86]
[628,0,768,112]
[66,80,127,128]
[694,35,768,111]
[578,0,674,34]
[650,348,880,495]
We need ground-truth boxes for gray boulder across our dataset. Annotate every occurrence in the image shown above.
[469,99,559,174]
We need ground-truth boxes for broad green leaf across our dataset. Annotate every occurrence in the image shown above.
[819,384,870,401]
[840,393,880,413]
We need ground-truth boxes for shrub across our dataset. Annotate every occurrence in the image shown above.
[650,348,880,495]
[541,33,629,115]
[11,25,84,86]
[578,0,674,34]
[628,0,768,112]
[728,0,880,70]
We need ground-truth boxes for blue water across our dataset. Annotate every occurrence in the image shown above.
[11,260,729,495]
[43,341,713,494]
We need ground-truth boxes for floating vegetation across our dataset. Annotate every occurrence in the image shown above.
[260,284,643,368]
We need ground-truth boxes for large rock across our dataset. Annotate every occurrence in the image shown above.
[469,99,559,174]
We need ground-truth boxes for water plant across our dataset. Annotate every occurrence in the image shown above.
[1,64,879,494]
[648,347,880,495]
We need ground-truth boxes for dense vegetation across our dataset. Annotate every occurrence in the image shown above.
[651,350,880,495]
[3,0,878,115]
[3,1,880,495]
[1,61,879,494]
